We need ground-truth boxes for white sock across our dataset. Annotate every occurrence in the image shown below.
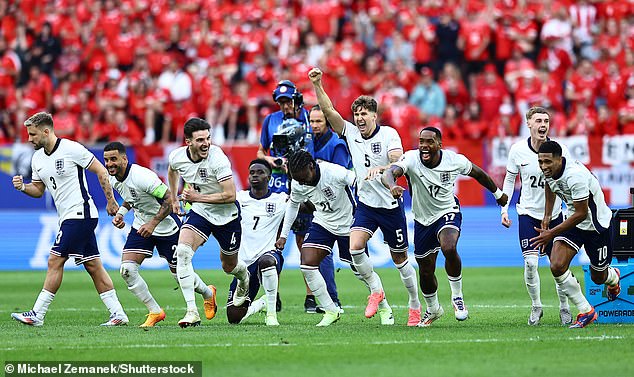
[605,266,620,286]
[350,249,381,293]
[555,281,569,310]
[99,289,125,316]
[33,289,55,320]
[554,270,592,313]
[229,260,249,282]
[395,260,421,309]
[448,274,463,298]
[193,273,213,299]
[241,297,266,323]
[301,265,338,312]
[121,261,161,313]
[352,271,370,290]
[524,254,542,307]
[423,291,440,312]
[261,266,278,316]
[176,244,197,311]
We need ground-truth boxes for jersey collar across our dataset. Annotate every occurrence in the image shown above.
[552,157,566,180]
[249,188,272,199]
[362,124,380,140]
[186,148,203,163]
[420,150,443,169]
[117,164,132,182]
[527,136,550,154]
[45,138,61,156]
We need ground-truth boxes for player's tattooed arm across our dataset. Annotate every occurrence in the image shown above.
[88,158,119,215]
[381,164,405,199]
[137,188,173,238]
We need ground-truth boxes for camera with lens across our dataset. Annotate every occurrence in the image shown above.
[272,118,310,162]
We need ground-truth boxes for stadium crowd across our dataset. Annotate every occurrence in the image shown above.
[1,0,633,148]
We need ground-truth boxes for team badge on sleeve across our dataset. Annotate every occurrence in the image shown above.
[55,159,65,175]
[371,142,382,155]
[265,202,276,216]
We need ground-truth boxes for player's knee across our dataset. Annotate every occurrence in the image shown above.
[441,245,458,258]
[221,257,237,274]
[258,254,277,271]
[175,244,194,266]
[549,262,567,277]
[226,305,247,324]
[120,261,139,285]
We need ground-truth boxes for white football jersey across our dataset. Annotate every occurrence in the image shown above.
[394,149,472,226]
[342,121,403,209]
[109,164,179,237]
[545,158,612,232]
[506,138,571,219]
[168,145,238,226]
[289,161,356,236]
[236,190,288,265]
[31,138,98,223]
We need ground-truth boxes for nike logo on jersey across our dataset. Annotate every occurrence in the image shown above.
[241,204,249,208]
[354,139,363,143]
[520,163,529,166]
[37,168,43,172]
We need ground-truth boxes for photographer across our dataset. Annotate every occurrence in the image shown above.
[257,80,340,313]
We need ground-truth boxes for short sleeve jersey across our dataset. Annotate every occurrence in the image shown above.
[236,190,288,265]
[168,145,238,226]
[342,121,403,209]
[289,161,357,236]
[545,158,612,232]
[394,149,472,226]
[506,138,572,220]
[31,138,98,223]
[109,164,179,236]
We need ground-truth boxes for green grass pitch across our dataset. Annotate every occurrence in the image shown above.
[1,266,633,377]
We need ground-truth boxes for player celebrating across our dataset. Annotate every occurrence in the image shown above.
[382,127,508,327]
[227,159,288,326]
[168,117,249,328]
[309,67,421,326]
[11,112,128,327]
[103,142,216,327]
[500,107,572,326]
[276,151,386,326]
[531,141,621,329]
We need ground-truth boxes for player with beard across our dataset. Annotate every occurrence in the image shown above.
[382,127,508,327]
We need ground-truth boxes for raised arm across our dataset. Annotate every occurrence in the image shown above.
[468,163,508,207]
[308,67,346,136]
[87,158,118,215]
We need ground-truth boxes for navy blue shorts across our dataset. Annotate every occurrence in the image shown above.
[291,212,313,236]
[123,229,179,269]
[518,213,563,257]
[555,225,613,271]
[414,212,462,259]
[226,250,284,306]
[303,223,353,263]
[182,210,242,255]
[351,201,408,252]
[51,218,100,266]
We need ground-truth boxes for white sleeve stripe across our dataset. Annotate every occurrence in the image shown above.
[32,179,43,182]
[387,147,403,152]
[572,196,589,202]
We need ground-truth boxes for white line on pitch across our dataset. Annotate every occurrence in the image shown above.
[0,335,626,351]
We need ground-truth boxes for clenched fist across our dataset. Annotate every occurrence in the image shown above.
[308,67,323,83]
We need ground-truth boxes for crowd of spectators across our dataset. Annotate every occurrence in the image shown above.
[1,0,634,149]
